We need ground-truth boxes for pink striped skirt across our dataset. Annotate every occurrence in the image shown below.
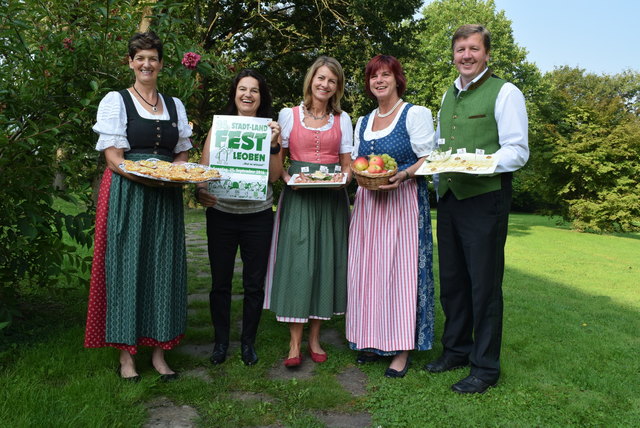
[346,180,419,352]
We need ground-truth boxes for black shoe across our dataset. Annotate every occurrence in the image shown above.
[160,372,179,382]
[384,356,411,378]
[423,355,469,373]
[451,375,496,394]
[356,351,381,364]
[116,365,141,383]
[241,344,258,366]
[210,343,229,365]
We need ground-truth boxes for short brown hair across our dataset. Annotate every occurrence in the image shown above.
[128,31,164,61]
[451,24,491,52]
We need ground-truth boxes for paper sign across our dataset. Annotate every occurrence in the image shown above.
[207,115,272,201]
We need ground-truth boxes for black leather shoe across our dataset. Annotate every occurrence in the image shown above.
[210,343,229,365]
[423,355,469,373]
[451,375,496,394]
[356,351,381,364]
[160,372,179,382]
[116,365,141,383]
[241,344,258,366]
[384,357,411,378]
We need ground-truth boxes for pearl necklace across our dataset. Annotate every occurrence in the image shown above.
[133,85,159,112]
[376,98,403,118]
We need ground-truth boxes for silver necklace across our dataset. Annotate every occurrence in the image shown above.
[133,85,159,112]
[376,98,403,118]
[305,105,327,121]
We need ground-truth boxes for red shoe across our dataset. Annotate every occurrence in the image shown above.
[284,354,302,368]
[308,346,327,363]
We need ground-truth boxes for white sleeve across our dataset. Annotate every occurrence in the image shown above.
[172,97,193,153]
[351,116,364,160]
[93,91,130,152]
[494,83,529,173]
[339,112,354,154]
[406,105,436,157]
[278,108,294,148]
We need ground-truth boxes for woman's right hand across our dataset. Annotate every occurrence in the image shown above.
[282,172,301,191]
[195,187,218,207]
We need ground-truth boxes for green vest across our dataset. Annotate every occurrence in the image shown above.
[438,71,506,200]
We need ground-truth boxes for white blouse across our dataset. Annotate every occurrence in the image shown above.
[93,90,193,153]
[352,103,436,159]
[278,103,354,154]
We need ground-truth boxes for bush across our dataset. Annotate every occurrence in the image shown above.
[0,0,226,331]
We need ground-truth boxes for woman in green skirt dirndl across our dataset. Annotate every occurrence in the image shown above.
[264,56,353,368]
[84,32,191,382]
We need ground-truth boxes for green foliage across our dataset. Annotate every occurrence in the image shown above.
[529,67,640,232]
[172,0,423,121]
[0,0,113,327]
[0,0,227,330]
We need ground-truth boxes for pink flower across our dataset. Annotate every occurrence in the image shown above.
[181,52,201,70]
[63,37,74,51]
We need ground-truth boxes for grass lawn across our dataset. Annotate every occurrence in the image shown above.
[1,208,638,427]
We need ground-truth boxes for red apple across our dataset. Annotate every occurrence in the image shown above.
[367,164,383,174]
[369,155,385,169]
[353,156,369,171]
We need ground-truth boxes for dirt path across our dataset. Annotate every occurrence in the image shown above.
[144,219,372,427]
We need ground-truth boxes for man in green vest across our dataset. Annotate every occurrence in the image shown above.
[424,24,529,394]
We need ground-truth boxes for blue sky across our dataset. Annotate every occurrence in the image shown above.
[420,0,639,75]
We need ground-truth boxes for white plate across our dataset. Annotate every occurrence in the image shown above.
[119,160,222,183]
[287,173,347,187]
[415,153,498,175]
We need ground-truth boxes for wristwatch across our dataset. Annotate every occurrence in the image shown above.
[270,143,281,155]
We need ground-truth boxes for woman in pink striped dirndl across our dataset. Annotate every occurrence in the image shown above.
[346,55,435,378]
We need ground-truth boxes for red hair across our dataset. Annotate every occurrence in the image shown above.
[364,55,406,99]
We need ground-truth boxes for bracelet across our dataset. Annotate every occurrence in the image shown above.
[404,170,410,180]
[270,143,281,155]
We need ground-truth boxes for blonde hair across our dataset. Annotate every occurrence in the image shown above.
[302,56,345,115]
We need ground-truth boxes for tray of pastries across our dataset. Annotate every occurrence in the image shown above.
[416,151,498,175]
[120,159,222,183]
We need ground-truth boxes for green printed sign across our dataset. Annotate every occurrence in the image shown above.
[207,115,272,201]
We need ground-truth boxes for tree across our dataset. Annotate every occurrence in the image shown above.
[160,0,424,126]
[0,0,226,330]
[528,67,640,232]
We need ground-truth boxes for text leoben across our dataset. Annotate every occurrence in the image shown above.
[216,130,268,152]
[233,152,266,162]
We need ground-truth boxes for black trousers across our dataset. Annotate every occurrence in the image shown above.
[436,174,512,382]
[206,207,274,346]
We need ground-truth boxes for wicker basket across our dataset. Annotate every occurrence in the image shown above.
[351,165,397,190]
